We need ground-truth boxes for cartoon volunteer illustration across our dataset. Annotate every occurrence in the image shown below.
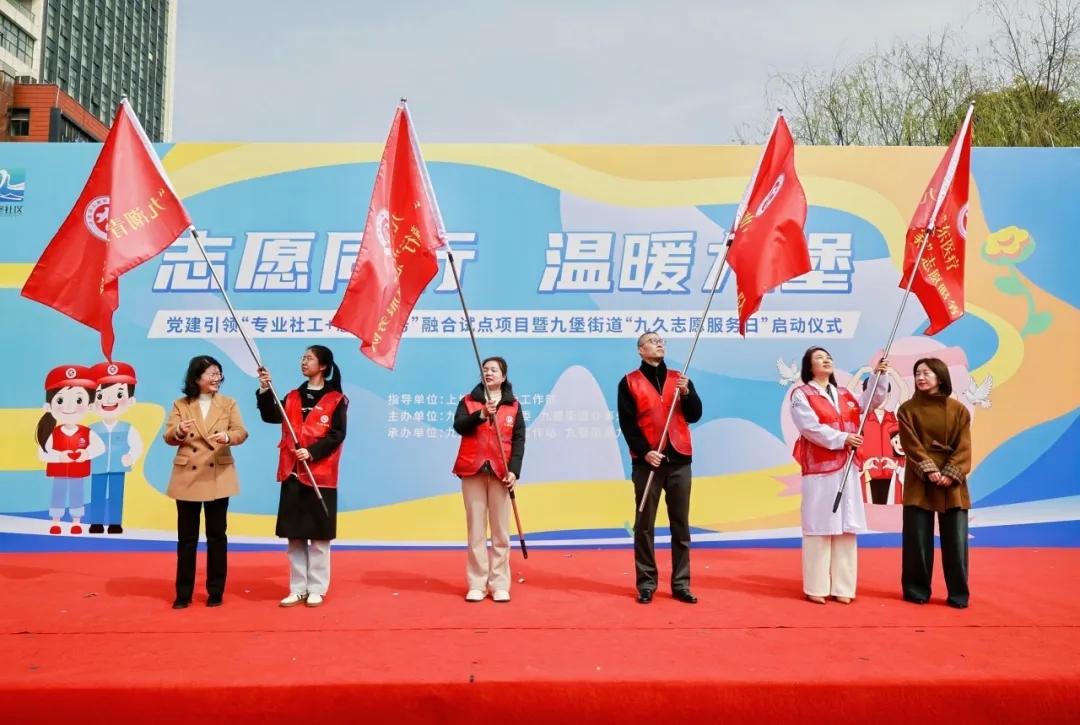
[35,365,105,535]
[848,367,908,506]
[88,361,142,534]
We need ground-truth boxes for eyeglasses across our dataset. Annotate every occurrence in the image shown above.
[641,337,665,346]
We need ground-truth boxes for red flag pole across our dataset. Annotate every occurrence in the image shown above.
[188,228,331,519]
[632,110,784,529]
[831,102,974,513]
[402,99,530,558]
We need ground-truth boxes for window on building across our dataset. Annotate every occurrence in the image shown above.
[9,108,30,137]
[57,116,96,143]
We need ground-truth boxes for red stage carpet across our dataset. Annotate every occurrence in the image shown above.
[2,547,1079,724]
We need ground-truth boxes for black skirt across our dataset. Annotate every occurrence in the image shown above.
[275,476,338,541]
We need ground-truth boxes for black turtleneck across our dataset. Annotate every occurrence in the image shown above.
[617,359,703,466]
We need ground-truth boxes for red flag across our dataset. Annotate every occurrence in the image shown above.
[20,99,192,360]
[330,103,445,370]
[901,106,972,335]
[726,115,812,336]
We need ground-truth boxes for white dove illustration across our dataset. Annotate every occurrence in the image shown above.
[963,374,993,408]
[776,357,800,386]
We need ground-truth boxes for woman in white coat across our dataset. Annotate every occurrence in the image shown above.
[790,347,890,604]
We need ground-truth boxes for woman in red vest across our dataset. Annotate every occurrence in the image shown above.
[452,356,526,603]
[790,347,890,605]
[256,345,347,609]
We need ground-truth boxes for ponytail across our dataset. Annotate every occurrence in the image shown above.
[327,361,343,393]
[35,411,56,452]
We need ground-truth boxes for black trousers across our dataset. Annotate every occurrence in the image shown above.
[175,497,230,601]
[901,505,969,608]
[633,462,692,593]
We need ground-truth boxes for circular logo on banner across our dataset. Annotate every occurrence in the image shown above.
[755,174,785,216]
[107,364,118,376]
[84,196,111,241]
[65,367,77,379]
[320,414,329,424]
[958,203,969,240]
[374,209,393,257]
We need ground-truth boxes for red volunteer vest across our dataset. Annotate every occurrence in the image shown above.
[45,425,92,478]
[276,389,345,489]
[792,383,861,475]
[452,398,519,480]
[625,369,692,458]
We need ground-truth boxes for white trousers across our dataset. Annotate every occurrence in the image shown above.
[461,473,511,593]
[802,533,857,598]
[287,538,331,596]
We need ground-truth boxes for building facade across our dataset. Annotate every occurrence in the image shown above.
[1,0,176,143]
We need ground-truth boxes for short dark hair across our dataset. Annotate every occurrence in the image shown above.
[182,355,224,399]
[800,346,837,386]
[637,332,658,347]
[912,357,952,396]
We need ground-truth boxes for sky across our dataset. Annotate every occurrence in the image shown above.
[171,0,996,145]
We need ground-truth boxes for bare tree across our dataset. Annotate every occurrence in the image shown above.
[741,1,1080,146]
[985,0,1080,96]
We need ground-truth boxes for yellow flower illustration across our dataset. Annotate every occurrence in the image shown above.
[983,226,1034,261]
[981,225,1051,337]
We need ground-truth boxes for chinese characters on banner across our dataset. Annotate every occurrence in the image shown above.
[146,228,861,340]
[150,230,854,296]
[146,310,858,339]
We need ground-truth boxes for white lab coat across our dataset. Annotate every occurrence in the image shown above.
[791,380,889,536]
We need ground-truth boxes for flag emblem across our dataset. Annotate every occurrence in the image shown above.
[84,196,111,241]
[375,208,393,257]
[756,173,785,215]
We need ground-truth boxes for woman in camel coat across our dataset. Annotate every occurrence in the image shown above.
[163,354,248,609]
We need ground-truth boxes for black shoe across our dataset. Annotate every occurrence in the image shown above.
[946,599,969,609]
[637,589,654,604]
[88,524,105,534]
[672,589,698,604]
[903,594,929,605]
[107,525,123,534]
[172,598,191,609]
[206,596,223,607]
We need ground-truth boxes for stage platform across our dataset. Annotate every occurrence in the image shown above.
[3,547,1079,724]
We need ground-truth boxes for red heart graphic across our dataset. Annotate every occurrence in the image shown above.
[66,451,81,460]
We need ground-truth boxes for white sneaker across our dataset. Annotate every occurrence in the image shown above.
[280,593,307,607]
[492,589,510,603]
[465,589,485,602]
[306,593,324,607]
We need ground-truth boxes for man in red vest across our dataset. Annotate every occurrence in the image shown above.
[617,332,703,604]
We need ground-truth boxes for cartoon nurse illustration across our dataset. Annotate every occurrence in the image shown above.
[881,427,906,504]
[88,361,142,534]
[35,365,105,535]
[847,366,908,506]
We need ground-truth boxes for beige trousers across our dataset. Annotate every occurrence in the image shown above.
[802,533,857,598]
[461,473,512,593]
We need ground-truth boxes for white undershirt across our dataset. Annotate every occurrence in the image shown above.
[198,393,212,419]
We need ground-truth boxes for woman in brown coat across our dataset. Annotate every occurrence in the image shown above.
[163,355,248,609]
[896,357,973,609]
